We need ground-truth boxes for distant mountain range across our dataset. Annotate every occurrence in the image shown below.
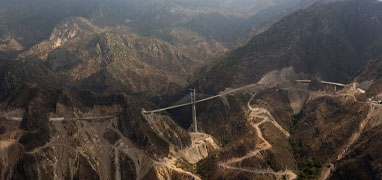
[195,0,382,94]
[0,0,311,97]
[1,0,382,180]
[0,0,304,57]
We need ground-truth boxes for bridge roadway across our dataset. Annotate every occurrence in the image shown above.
[4,116,116,122]
[143,79,348,114]
[296,80,346,87]
[3,79,349,119]
[143,95,221,114]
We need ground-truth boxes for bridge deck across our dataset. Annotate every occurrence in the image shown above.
[2,80,348,120]
[4,116,116,122]
[296,80,346,87]
[145,80,348,114]
[143,95,221,114]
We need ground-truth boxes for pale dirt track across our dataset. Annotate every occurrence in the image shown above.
[218,96,297,180]
[315,87,382,180]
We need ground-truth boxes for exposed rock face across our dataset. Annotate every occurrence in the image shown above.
[0,37,24,53]
[177,132,219,164]
[19,17,100,61]
[0,0,314,96]
[0,121,24,180]
[0,0,304,51]
[2,0,382,180]
[16,17,204,96]
[143,166,198,180]
[0,85,219,180]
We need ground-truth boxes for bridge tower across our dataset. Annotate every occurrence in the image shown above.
[191,89,198,132]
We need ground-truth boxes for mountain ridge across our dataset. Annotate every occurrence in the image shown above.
[194,0,382,94]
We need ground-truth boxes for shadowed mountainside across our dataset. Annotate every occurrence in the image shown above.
[194,0,382,94]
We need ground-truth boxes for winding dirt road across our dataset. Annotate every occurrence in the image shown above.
[218,96,297,180]
[314,86,382,180]
[319,103,381,180]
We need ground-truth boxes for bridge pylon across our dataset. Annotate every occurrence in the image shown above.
[191,88,198,132]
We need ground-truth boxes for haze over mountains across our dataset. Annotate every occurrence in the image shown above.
[0,0,309,97]
[1,0,382,179]
[0,0,311,56]
[195,0,382,93]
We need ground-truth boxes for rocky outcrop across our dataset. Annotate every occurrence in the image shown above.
[16,17,204,96]
[0,85,204,180]
[177,132,219,164]
[0,37,24,53]
[18,17,100,60]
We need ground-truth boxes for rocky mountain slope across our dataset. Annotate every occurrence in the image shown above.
[355,57,382,99]
[195,0,382,94]
[0,84,219,179]
[0,0,307,59]
[1,0,382,180]
[2,63,380,179]
[16,17,208,96]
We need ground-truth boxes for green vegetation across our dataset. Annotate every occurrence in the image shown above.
[323,100,349,122]
[289,136,302,157]
[290,112,303,134]
[289,111,319,179]
[266,154,281,171]
[289,112,303,155]
[221,136,232,146]
[298,160,322,179]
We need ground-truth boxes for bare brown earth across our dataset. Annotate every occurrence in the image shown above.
[196,85,298,180]
[1,70,382,180]
[15,17,219,96]
[0,84,220,180]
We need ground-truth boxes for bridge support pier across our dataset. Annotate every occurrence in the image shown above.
[191,89,198,132]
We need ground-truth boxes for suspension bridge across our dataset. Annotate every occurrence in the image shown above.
[3,116,116,122]
[142,89,221,132]
[3,79,353,132]
[141,79,350,132]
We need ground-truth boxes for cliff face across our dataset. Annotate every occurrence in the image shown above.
[2,0,382,179]
[0,85,219,180]
[18,17,100,61]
